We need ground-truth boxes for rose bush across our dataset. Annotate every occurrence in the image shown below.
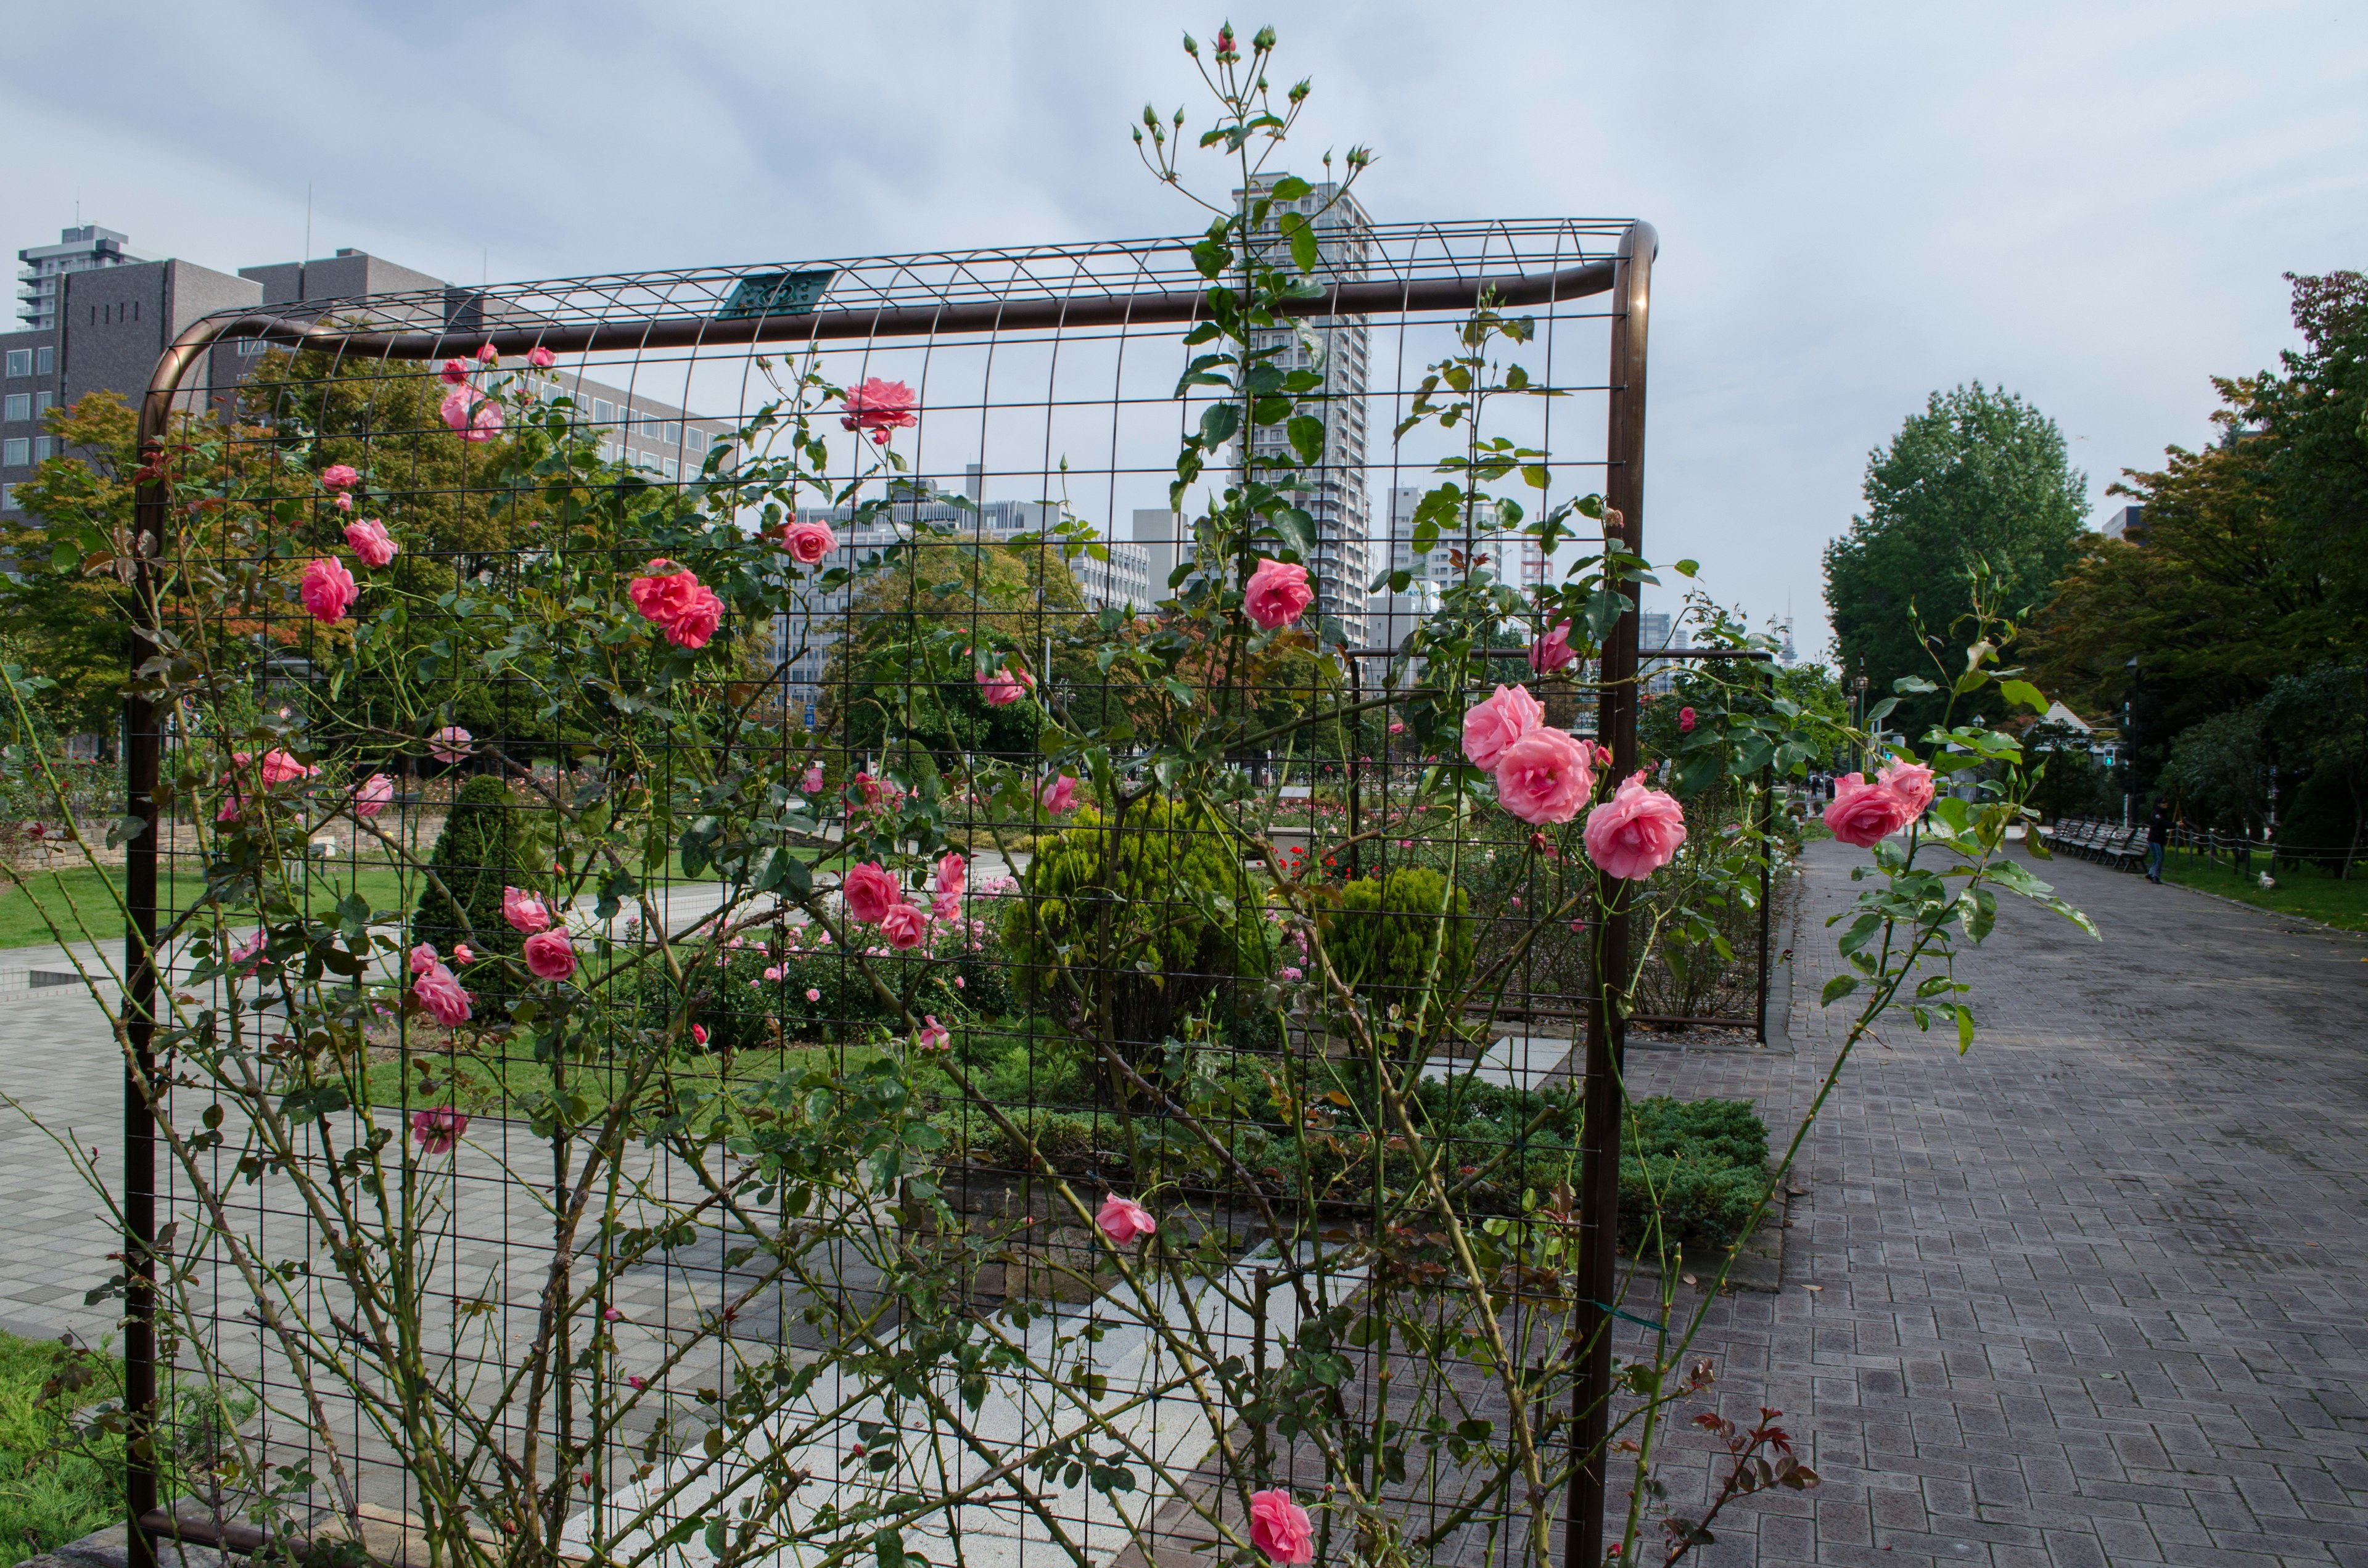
[0,25,2095,1568]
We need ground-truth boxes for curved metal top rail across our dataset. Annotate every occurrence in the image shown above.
[178,216,1638,362]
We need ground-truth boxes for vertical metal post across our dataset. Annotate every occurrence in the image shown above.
[1566,220,1653,1568]
[124,324,221,1566]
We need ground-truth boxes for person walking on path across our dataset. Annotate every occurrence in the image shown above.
[2146,800,2171,883]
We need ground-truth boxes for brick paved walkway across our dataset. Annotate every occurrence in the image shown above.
[1620,837,2368,1567]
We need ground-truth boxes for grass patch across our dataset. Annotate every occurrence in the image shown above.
[0,1330,121,1559]
[2160,853,2368,932]
[360,1034,870,1120]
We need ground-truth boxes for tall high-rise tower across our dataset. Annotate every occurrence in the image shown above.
[1232,174,1373,646]
[17,226,145,330]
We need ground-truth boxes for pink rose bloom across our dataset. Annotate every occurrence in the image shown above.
[781,518,837,565]
[333,493,353,512]
[254,749,317,787]
[839,377,919,442]
[916,1016,950,1052]
[932,890,961,922]
[1038,774,1077,813]
[1583,773,1690,880]
[439,358,469,385]
[1678,706,1697,734]
[1461,683,1545,770]
[453,943,475,964]
[805,988,822,1003]
[1877,756,1937,818]
[474,342,498,363]
[1096,1194,1157,1246]
[842,861,900,925]
[438,387,503,441]
[1824,772,1918,848]
[880,903,927,950]
[299,557,358,622]
[1388,720,1405,735]
[627,562,725,649]
[503,887,552,934]
[976,662,1034,707]
[663,584,724,649]
[352,773,393,819]
[1493,728,1595,826]
[801,764,825,794]
[1243,557,1314,630]
[527,346,557,369]
[410,1106,468,1155]
[413,961,473,1027]
[228,930,268,975]
[409,942,440,976]
[1528,620,1574,674]
[1248,1492,1314,1565]
[321,464,360,492]
[429,726,471,764]
[934,852,966,899]
[524,929,578,981]
[343,517,398,567]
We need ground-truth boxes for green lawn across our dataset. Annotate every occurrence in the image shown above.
[0,1330,121,1557]
[2160,853,2368,932]
[0,850,744,958]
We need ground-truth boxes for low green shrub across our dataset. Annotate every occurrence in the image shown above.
[1322,866,1474,1018]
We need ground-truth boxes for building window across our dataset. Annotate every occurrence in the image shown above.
[3,351,27,378]
[686,429,709,457]
[31,437,51,462]
[0,484,14,511]
[36,347,52,374]
[33,392,52,417]
[2,394,27,422]
[237,339,269,356]
[593,399,615,425]
[2,438,27,467]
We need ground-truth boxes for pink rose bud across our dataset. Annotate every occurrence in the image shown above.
[1242,557,1314,630]
[527,346,557,369]
[320,463,360,492]
[475,342,499,363]
[805,988,821,1002]
[1678,706,1697,734]
[1528,620,1575,674]
[440,358,470,384]
[691,1024,709,1046]
[1096,1194,1158,1246]
[453,943,475,963]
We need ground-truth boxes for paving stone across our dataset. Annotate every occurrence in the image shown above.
[1607,840,2368,1566]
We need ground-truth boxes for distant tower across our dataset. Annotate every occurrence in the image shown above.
[17,226,144,330]
[1232,173,1373,646]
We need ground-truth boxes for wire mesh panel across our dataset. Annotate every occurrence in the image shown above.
[105,205,1794,1568]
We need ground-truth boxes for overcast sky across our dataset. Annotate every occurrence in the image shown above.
[6,0,2364,659]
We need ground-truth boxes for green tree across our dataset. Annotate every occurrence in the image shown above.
[2259,662,2368,871]
[1823,384,2089,742]
[412,775,526,970]
[2158,708,2269,836]
[0,393,142,740]
[2023,273,2368,794]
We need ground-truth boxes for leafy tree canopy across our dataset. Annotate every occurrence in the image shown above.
[1823,383,2089,743]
